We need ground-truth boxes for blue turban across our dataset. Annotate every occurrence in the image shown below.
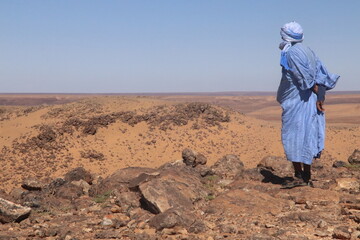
[279,21,304,70]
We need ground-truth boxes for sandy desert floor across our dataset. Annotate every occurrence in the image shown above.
[0,93,359,192]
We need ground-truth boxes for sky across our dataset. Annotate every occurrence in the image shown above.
[1,0,359,93]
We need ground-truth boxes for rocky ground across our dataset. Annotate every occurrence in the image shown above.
[0,96,359,239]
[1,148,360,240]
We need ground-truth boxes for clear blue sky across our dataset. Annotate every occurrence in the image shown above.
[1,0,359,93]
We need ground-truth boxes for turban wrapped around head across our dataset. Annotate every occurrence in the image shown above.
[279,21,304,70]
[280,21,304,43]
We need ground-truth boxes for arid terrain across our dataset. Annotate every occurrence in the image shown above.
[0,93,359,240]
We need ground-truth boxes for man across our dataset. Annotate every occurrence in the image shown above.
[276,21,340,188]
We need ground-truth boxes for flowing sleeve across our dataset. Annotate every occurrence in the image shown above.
[286,49,315,90]
[315,56,340,90]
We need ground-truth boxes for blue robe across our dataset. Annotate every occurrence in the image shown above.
[277,43,339,165]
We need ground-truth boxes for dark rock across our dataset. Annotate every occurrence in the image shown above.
[89,167,155,196]
[128,172,160,190]
[54,183,84,200]
[45,178,66,194]
[182,148,207,167]
[149,207,196,231]
[333,226,351,239]
[21,177,44,191]
[188,219,207,233]
[194,165,213,177]
[348,149,360,165]
[0,197,31,223]
[333,161,347,168]
[211,154,244,179]
[22,192,42,208]
[238,168,264,181]
[64,167,93,184]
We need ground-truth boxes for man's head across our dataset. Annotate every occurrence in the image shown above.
[281,21,304,43]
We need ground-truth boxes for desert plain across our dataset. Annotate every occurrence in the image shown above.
[0,92,359,239]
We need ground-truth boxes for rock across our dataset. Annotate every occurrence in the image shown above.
[128,207,153,222]
[348,149,360,165]
[335,178,360,191]
[139,166,208,213]
[21,178,44,191]
[22,192,43,208]
[332,226,351,239]
[211,154,244,179]
[0,197,31,223]
[9,188,26,201]
[94,230,121,239]
[54,183,84,200]
[194,165,213,177]
[128,172,160,190]
[161,226,188,235]
[89,167,155,196]
[101,215,114,226]
[333,161,347,168]
[188,219,207,233]
[257,155,292,176]
[219,224,237,234]
[208,188,287,219]
[182,148,207,167]
[317,219,327,228]
[113,189,141,209]
[45,178,66,194]
[64,167,93,184]
[71,179,91,195]
[149,207,196,231]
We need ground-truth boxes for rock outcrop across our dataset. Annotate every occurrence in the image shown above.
[348,149,360,165]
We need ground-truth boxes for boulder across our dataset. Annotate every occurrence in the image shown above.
[211,154,244,179]
[54,183,84,200]
[257,155,293,176]
[21,177,44,191]
[348,149,360,165]
[89,167,155,196]
[139,166,208,214]
[0,197,31,223]
[148,207,196,231]
[333,226,351,239]
[71,179,91,195]
[113,189,141,209]
[64,167,93,184]
[182,148,207,167]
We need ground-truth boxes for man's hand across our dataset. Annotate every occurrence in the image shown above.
[316,100,325,112]
[312,84,318,94]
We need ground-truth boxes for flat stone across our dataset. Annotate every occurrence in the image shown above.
[0,197,31,223]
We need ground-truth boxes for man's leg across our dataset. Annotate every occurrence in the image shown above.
[292,162,303,179]
[302,164,311,183]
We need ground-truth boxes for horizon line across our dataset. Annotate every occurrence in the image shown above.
[0,90,360,96]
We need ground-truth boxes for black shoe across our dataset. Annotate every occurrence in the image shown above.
[281,179,308,189]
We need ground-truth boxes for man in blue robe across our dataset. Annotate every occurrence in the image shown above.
[277,22,339,188]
